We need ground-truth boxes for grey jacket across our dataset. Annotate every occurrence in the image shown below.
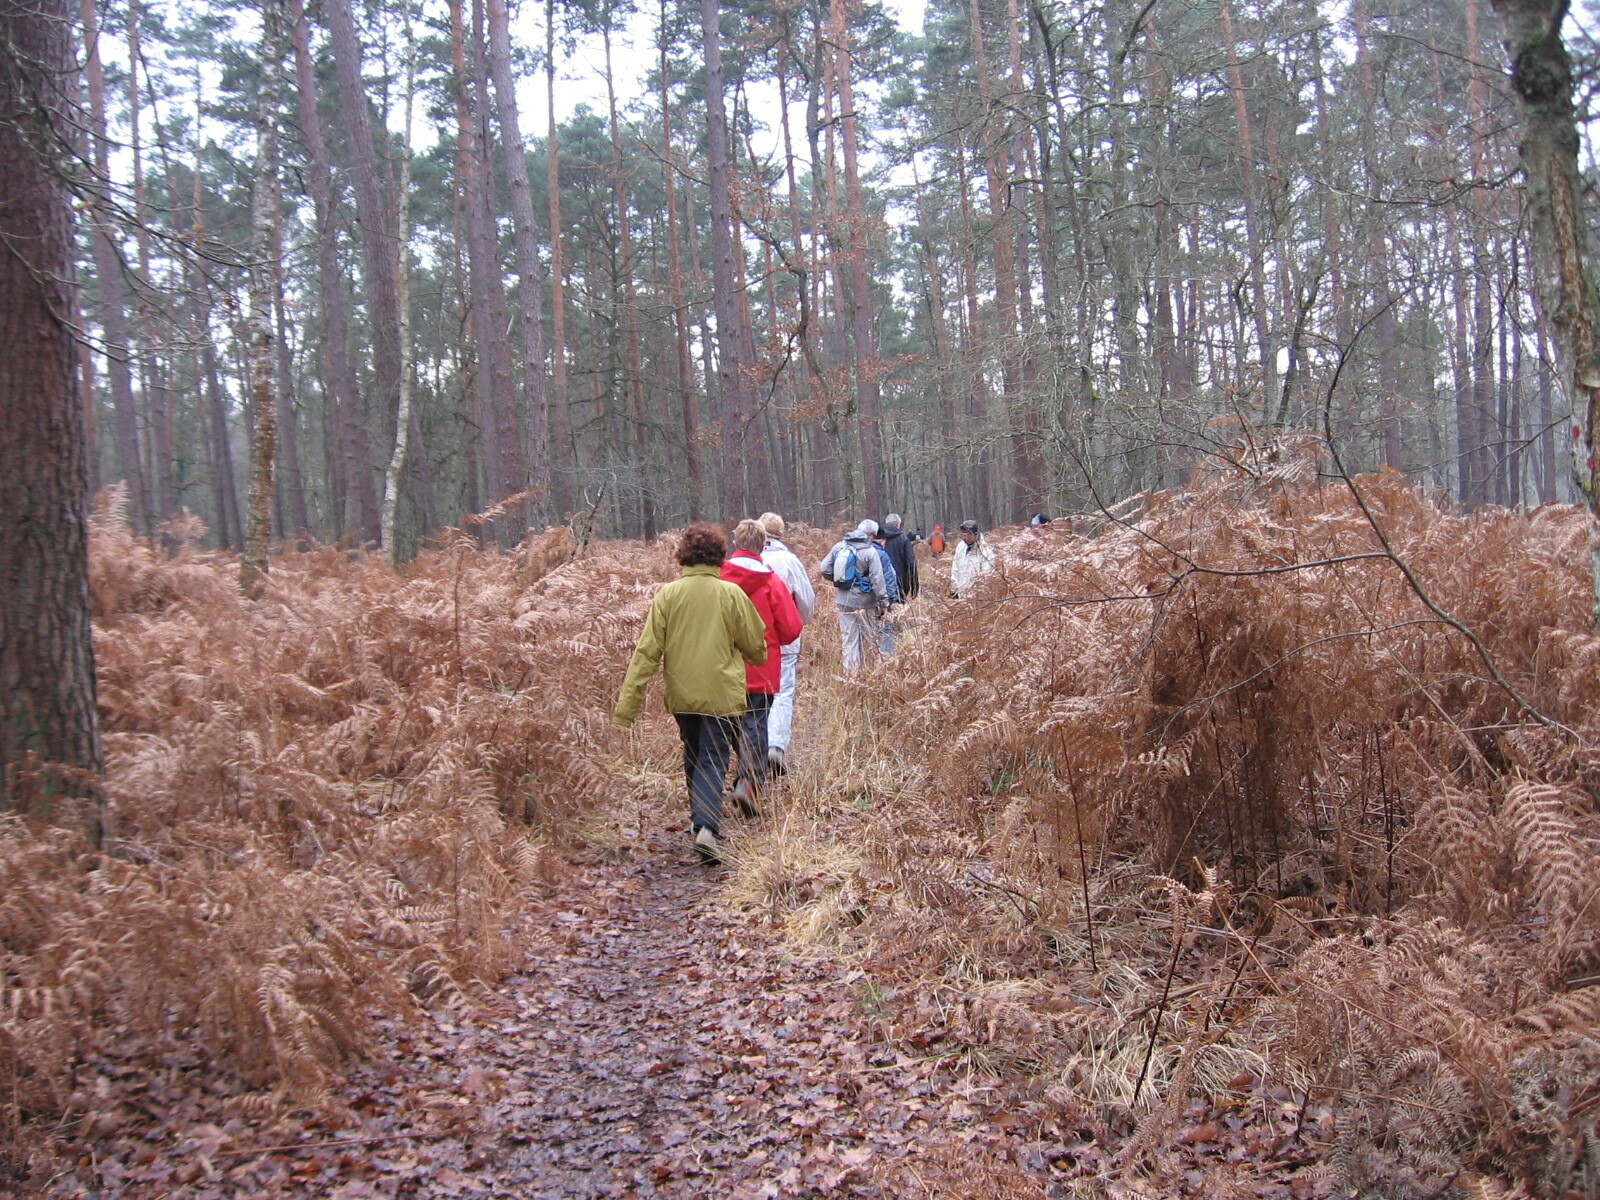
[818,536,888,611]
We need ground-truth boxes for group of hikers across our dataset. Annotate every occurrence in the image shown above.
[613,512,997,862]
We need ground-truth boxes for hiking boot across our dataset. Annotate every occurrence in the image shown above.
[693,825,722,865]
[730,779,759,819]
[767,747,787,778]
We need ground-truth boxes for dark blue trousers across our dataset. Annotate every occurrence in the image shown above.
[674,712,737,834]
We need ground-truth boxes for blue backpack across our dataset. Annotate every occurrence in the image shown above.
[832,546,875,595]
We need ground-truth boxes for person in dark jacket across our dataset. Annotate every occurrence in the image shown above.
[869,521,904,660]
[878,514,919,600]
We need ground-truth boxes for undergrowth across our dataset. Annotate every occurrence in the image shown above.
[10,465,1600,1197]
[1,492,651,1172]
[723,468,1600,1198]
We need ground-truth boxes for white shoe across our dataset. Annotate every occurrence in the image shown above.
[693,826,722,864]
[767,747,787,778]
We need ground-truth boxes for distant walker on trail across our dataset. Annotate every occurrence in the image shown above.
[818,521,889,672]
[950,520,996,599]
[877,514,919,601]
[613,524,767,864]
[757,512,815,778]
[720,519,803,815]
[868,520,905,660]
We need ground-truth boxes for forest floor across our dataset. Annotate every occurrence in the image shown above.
[30,488,1597,1199]
[49,828,1046,1199]
[45,820,1332,1200]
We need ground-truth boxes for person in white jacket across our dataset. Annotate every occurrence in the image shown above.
[950,520,996,599]
[757,512,815,776]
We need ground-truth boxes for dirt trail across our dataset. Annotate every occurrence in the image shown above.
[74,833,1045,1199]
[473,837,974,1197]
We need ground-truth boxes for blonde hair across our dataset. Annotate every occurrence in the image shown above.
[731,519,767,554]
[758,511,785,537]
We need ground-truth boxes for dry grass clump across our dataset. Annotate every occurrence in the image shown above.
[0,494,655,1168]
[733,468,1600,1194]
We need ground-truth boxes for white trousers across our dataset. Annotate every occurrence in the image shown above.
[838,608,876,672]
[767,639,801,751]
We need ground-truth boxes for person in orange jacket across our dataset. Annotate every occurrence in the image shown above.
[929,524,946,556]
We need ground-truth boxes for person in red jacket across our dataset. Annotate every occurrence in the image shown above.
[721,519,803,814]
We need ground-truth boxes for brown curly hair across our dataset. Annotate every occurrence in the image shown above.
[676,523,727,567]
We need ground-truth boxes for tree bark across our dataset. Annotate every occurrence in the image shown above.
[701,0,754,518]
[322,0,404,543]
[830,0,885,516]
[241,0,286,598]
[1490,0,1600,619]
[1,0,104,831]
[546,0,574,520]
[124,0,174,530]
[485,0,553,522]
[80,0,148,536]
[382,14,416,565]
[289,0,376,542]
[659,6,701,521]
[1217,0,1277,423]
[604,25,654,538]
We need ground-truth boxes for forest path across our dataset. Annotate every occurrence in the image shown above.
[318,831,1026,1199]
[465,837,948,1196]
[65,830,1057,1199]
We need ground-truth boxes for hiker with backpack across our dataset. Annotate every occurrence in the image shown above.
[818,521,889,672]
[757,512,815,778]
[614,523,768,863]
[720,520,803,814]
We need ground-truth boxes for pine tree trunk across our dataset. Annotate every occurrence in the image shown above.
[289,0,376,542]
[485,0,553,520]
[701,0,754,518]
[830,0,884,516]
[323,0,404,543]
[80,0,148,536]
[125,0,174,530]
[0,0,103,831]
[450,0,518,537]
[604,25,653,537]
[659,12,702,521]
[1217,0,1277,422]
[470,0,523,527]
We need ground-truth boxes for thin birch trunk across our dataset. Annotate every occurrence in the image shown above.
[241,0,286,597]
[382,14,416,566]
[547,0,574,519]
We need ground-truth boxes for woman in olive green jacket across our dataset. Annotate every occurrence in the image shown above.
[615,523,767,862]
